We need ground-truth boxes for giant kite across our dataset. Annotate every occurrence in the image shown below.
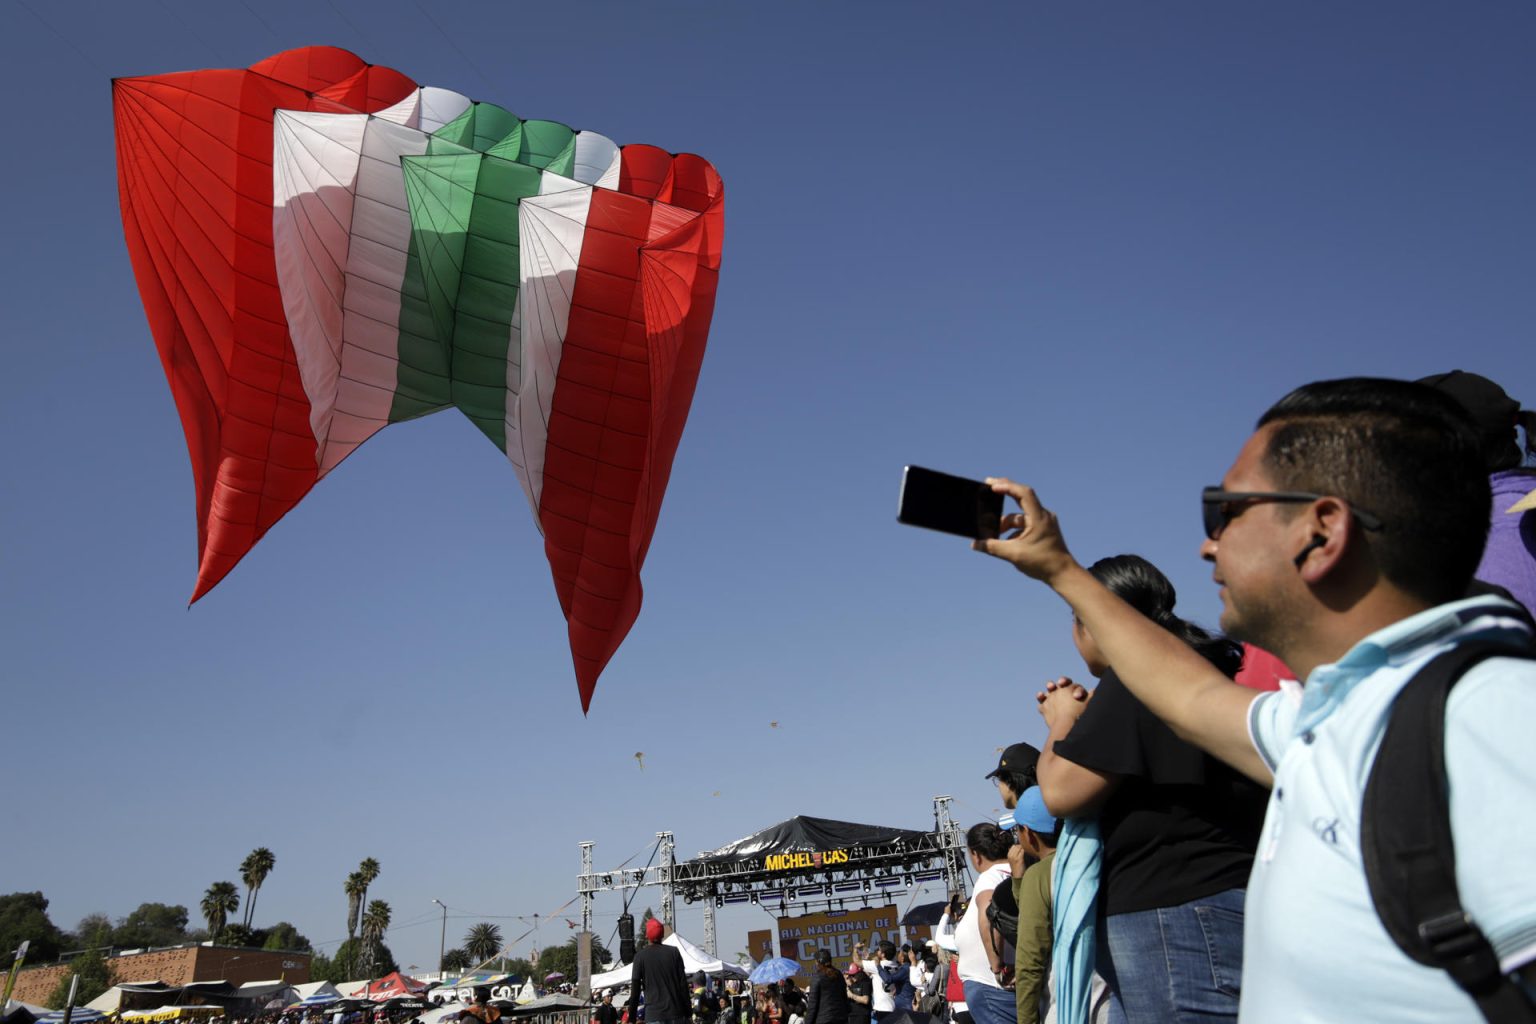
[113,47,725,709]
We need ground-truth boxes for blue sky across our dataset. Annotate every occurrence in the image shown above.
[2,0,1532,973]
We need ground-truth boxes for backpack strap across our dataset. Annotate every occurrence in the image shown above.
[1361,639,1536,1023]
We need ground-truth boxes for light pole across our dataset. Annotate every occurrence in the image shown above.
[432,900,447,977]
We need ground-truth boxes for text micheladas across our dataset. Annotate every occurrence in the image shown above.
[763,849,851,871]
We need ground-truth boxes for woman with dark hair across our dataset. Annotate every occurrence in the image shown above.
[955,822,1016,1024]
[1038,554,1266,1024]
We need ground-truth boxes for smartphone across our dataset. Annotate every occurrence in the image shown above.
[896,465,1003,539]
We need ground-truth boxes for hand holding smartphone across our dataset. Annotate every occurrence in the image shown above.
[896,465,1003,539]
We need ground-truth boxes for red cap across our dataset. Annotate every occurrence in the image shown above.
[645,918,665,941]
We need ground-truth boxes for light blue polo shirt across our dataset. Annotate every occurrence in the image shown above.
[1240,596,1536,1023]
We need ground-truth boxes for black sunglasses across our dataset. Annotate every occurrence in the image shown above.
[1201,488,1384,540]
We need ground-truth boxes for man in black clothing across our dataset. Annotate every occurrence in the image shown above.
[802,949,849,1024]
[595,993,619,1024]
[627,918,688,1024]
[844,962,872,1024]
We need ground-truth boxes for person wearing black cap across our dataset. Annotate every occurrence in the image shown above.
[801,949,848,1024]
[1421,369,1536,616]
[984,742,1042,811]
[628,918,688,1024]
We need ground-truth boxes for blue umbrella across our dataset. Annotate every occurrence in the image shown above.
[747,958,802,985]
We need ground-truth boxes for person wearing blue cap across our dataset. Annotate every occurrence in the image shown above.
[1001,789,1061,1024]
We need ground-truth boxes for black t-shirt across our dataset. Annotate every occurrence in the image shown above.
[597,1005,620,1024]
[1051,668,1267,915]
[628,942,690,1022]
[846,974,872,1024]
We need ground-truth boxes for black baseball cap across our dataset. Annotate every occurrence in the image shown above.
[986,742,1042,781]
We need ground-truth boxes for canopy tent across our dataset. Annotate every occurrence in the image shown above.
[36,1011,107,1024]
[364,973,428,1002]
[3,999,48,1024]
[292,983,343,1006]
[589,933,748,990]
[513,980,536,1006]
[692,817,931,871]
[237,982,296,1009]
[85,984,176,1015]
[504,996,586,1018]
[333,982,371,999]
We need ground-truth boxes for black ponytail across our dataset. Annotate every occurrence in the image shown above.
[1086,554,1244,678]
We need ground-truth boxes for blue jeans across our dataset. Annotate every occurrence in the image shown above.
[961,981,1016,1024]
[1097,888,1245,1024]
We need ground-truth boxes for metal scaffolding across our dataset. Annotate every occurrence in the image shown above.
[575,796,970,955]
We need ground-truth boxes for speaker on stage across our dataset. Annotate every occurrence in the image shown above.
[618,912,636,964]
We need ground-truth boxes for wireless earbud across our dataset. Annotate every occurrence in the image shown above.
[1293,535,1326,569]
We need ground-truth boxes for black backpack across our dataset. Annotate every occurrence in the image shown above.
[1361,639,1536,1023]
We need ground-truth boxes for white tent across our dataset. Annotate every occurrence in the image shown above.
[292,982,343,1005]
[333,981,371,999]
[513,980,537,1006]
[85,983,177,1015]
[589,933,748,990]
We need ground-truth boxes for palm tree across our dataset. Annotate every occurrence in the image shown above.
[201,881,240,944]
[239,848,276,928]
[361,900,392,980]
[344,871,368,941]
[357,858,381,913]
[463,923,503,966]
[441,948,472,972]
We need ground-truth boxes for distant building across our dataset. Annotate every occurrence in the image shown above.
[8,944,312,1008]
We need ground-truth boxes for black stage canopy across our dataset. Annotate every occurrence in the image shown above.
[693,816,931,870]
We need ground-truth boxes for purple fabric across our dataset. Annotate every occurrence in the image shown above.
[1477,470,1536,616]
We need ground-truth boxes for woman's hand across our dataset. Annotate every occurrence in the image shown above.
[1036,676,1090,728]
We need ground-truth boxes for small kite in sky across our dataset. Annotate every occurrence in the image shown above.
[112,46,724,712]
[634,752,646,770]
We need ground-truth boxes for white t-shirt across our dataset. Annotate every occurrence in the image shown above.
[909,960,929,1000]
[955,862,1011,988]
[860,960,894,1013]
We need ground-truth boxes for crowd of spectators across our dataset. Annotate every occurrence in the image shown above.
[608,373,1536,1024]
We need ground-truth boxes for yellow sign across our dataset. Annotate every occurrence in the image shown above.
[122,1008,223,1022]
[775,905,904,974]
[762,849,850,872]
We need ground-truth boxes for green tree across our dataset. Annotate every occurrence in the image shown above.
[44,947,112,1009]
[536,936,609,982]
[440,948,472,972]
[329,938,396,981]
[503,957,535,983]
[216,923,257,948]
[361,901,391,978]
[308,949,337,984]
[71,913,114,949]
[343,873,367,942]
[111,903,190,949]
[462,923,502,966]
[238,848,276,928]
[0,892,66,964]
[200,882,240,944]
[261,922,312,952]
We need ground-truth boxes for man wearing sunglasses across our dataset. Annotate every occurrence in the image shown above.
[972,377,1536,1022]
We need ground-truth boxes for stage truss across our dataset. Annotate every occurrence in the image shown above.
[576,796,969,957]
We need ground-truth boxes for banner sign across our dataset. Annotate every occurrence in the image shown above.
[777,906,903,971]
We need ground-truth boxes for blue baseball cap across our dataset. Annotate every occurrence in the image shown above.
[1012,787,1058,834]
